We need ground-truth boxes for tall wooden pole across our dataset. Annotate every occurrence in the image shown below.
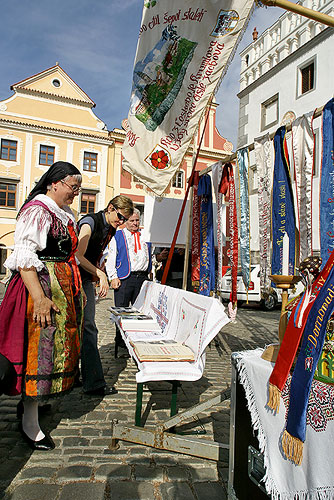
[261,0,334,27]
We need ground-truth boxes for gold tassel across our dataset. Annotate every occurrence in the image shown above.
[267,383,281,413]
[282,430,303,465]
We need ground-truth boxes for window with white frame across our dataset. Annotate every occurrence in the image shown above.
[261,94,279,131]
[83,152,97,172]
[80,192,96,214]
[0,182,17,207]
[0,139,17,161]
[172,171,184,188]
[39,145,55,166]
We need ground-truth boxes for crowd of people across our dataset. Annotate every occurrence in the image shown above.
[0,160,185,452]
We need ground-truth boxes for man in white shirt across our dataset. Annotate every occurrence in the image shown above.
[105,209,152,357]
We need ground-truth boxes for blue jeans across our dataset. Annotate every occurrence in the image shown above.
[81,280,106,392]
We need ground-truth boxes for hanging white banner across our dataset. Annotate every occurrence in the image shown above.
[122,0,254,195]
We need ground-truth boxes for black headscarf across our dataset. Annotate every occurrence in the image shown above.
[19,161,81,213]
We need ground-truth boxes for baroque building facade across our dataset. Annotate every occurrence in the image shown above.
[0,64,232,273]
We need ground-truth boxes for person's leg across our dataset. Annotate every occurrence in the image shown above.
[131,275,147,304]
[114,277,135,356]
[81,280,106,392]
[22,400,44,441]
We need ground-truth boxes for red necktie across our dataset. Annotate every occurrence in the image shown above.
[131,231,141,253]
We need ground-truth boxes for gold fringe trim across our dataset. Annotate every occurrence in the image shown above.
[267,383,281,413]
[282,430,304,465]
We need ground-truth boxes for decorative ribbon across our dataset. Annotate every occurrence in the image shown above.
[225,163,238,304]
[198,174,215,296]
[191,171,200,286]
[320,98,334,268]
[131,231,142,253]
[212,161,224,291]
[255,134,273,292]
[292,112,314,263]
[237,148,251,289]
[267,249,334,465]
[271,126,296,276]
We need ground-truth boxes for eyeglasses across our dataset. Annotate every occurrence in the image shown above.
[112,205,128,223]
[61,180,82,193]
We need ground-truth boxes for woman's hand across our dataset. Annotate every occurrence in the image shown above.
[33,296,60,328]
[97,270,109,297]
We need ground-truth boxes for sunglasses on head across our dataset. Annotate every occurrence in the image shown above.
[112,206,128,223]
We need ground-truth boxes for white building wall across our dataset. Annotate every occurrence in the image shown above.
[237,0,334,259]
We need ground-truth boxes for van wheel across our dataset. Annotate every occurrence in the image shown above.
[261,293,277,311]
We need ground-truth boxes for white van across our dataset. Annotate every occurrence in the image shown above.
[220,264,304,311]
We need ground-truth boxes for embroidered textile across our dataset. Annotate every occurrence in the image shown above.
[320,98,334,268]
[235,349,334,499]
[237,148,251,289]
[3,197,83,400]
[254,134,273,292]
[122,0,254,195]
[212,161,224,291]
[282,375,334,433]
[292,112,314,263]
[125,281,230,383]
[24,262,83,399]
[228,164,238,303]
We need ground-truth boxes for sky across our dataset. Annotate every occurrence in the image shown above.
[0,0,283,149]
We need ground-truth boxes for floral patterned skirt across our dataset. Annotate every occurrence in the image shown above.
[23,261,83,400]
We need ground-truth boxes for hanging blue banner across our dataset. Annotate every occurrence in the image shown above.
[198,174,215,296]
[320,98,334,268]
[271,127,296,276]
[237,147,251,289]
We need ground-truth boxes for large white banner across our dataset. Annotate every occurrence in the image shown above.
[122,0,254,195]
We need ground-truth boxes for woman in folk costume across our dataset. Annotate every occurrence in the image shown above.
[0,161,84,451]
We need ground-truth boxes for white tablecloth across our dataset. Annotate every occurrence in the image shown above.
[234,349,334,500]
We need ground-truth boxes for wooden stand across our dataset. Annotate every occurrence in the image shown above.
[261,275,301,362]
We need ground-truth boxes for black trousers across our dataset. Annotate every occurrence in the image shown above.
[114,273,148,344]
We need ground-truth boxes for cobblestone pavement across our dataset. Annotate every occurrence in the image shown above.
[0,283,279,500]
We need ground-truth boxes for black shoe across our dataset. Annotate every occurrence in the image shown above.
[16,400,52,419]
[19,423,55,451]
[84,386,118,396]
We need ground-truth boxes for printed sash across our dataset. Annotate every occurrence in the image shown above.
[271,126,297,276]
[212,161,224,291]
[237,147,251,289]
[292,112,314,263]
[228,164,238,304]
[191,171,200,285]
[255,134,273,292]
[267,249,334,464]
[319,98,334,268]
[198,174,215,296]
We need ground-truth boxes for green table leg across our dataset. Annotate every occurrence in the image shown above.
[135,383,144,427]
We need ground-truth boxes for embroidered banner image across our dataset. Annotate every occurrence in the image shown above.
[122,0,254,195]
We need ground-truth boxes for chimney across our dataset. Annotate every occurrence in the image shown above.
[252,27,258,41]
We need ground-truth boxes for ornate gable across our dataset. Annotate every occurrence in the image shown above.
[11,64,95,108]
